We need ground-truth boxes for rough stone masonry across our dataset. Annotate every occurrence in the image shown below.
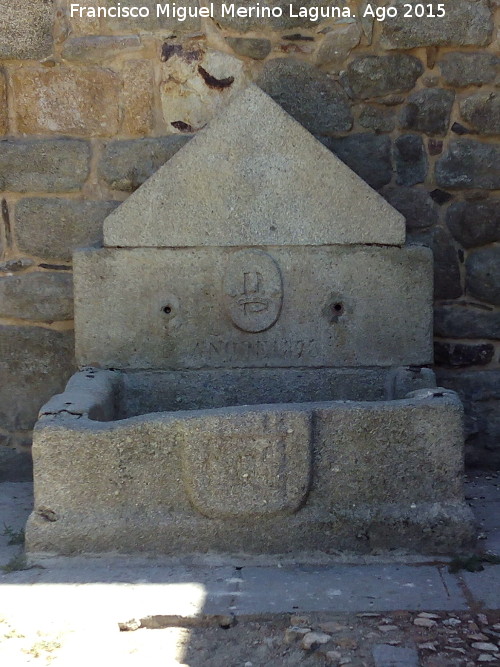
[0,0,499,473]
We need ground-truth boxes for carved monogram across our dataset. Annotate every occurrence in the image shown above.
[223,250,283,333]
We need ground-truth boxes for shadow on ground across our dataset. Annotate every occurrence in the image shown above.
[1,473,499,665]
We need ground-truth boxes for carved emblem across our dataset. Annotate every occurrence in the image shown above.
[223,250,283,333]
[182,410,312,520]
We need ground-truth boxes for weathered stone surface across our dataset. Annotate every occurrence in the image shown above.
[411,227,462,300]
[382,187,438,232]
[0,272,73,322]
[435,304,500,340]
[436,370,500,468]
[27,385,473,555]
[103,0,201,32]
[373,644,419,667]
[15,199,120,262]
[225,37,271,60]
[41,368,119,422]
[358,106,395,132]
[122,60,154,136]
[182,408,312,519]
[65,0,101,35]
[460,93,500,136]
[0,0,54,60]
[74,245,432,369]
[381,0,493,49]
[0,70,7,135]
[466,246,500,305]
[62,35,141,61]
[446,200,500,248]
[436,140,500,190]
[344,54,423,100]
[439,52,499,87]
[120,369,413,417]
[11,68,120,137]
[322,134,392,190]
[161,49,250,133]
[99,136,191,192]
[120,368,432,418]
[0,326,74,432]
[0,140,90,192]
[434,342,495,368]
[314,23,361,69]
[400,89,455,137]
[105,88,403,246]
[394,134,427,187]
[257,59,352,136]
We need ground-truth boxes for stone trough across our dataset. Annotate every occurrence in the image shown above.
[26,86,475,556]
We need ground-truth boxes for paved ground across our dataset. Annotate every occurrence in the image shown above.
[0,472,499,666]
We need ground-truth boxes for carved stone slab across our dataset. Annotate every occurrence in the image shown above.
[180,407,312,519]
[73,244,433,369]
[103,85,405,248]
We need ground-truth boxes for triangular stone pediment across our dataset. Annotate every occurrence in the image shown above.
[103,85,405,247]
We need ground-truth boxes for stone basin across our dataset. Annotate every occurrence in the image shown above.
[26,86,475,557]
[26,367,475,556]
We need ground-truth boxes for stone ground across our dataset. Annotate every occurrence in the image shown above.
[0,472,499,666]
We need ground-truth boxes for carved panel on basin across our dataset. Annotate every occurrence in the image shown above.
[181,408,312,519]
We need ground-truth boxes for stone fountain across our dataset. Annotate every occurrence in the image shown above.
[26,86,475,556]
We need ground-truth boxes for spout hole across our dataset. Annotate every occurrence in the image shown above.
[332,302,344,314]
[163,305,172,315]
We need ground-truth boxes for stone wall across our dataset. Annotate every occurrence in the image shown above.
[0,0,499,472]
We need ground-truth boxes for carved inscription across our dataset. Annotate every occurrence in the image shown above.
[223,250,283,333]
[194,338,319,360]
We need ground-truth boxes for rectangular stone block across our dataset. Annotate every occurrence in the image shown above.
[66,0,102,35]
[121,60,154,136]
[0,326,74,432]
[436,140,500,190]
[14,198,119,262]
[0,140,90,192]
[74,245,433,369]
[0,272,73,322]
[62,35,141,61]
[462,568,500,609]
[11,68,120,137]
[0,0,54,60]
[236,565,466,614]
[98,137,191,191]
